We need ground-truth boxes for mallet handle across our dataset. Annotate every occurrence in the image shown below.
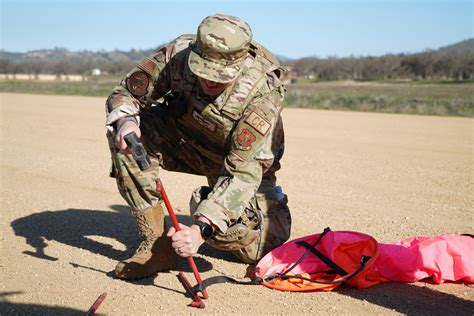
[156,179,209,299]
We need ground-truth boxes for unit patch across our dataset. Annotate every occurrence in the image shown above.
[234,128,256,150]
[244,111,271,136]
[126,71,149,96]
[192,110,217,132]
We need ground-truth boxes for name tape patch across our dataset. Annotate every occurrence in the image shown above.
[192,110,217,132]
[244,111,271,136]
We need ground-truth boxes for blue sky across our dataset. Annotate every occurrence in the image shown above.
[1,0,472,58]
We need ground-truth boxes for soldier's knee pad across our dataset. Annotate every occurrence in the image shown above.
[207,207,262,251]
[257,192,292,254]
[229,192,292,263]
[189,186,291,259]
[189,186,260,251]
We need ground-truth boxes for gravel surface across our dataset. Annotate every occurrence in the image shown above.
[1,93,473,315]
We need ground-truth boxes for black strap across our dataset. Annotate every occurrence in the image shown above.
[295,240,348,276]
[270,255,371,285]
[260,227,372,286]
[192,227,371,292]
[192,275,260,294]
[279,227,332,277]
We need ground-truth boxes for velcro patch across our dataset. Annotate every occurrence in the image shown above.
[126,71,149,97]
[192,110,217,132]
[234,128,256,150]
[244,111,271,136]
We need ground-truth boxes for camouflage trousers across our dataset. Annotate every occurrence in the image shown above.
[107,107,291,263]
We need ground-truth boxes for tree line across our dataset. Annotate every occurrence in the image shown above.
[0,56,137,79]
[0,47,154,79]
[287,51,474,81]
[0,39,473,81]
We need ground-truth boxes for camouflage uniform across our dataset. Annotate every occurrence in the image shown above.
[106,14,291,264]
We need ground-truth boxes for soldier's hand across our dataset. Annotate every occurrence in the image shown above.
[115,119,141,153]
[167,223,205,257]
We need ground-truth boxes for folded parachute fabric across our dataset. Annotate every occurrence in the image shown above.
[376,234,474,284]
[255,228,473,292]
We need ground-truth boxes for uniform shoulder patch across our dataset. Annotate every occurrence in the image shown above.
[234,128,256,151]
[126,71,149,97]
[244,110,271,136]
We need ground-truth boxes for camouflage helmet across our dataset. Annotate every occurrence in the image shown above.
[188,14,253,83]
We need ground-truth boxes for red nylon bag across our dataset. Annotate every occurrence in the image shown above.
[255,228,473,292]
[255,228,386,291]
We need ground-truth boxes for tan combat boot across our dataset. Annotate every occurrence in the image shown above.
[115,205,178,279]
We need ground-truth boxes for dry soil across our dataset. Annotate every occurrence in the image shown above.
[1,93,473,315]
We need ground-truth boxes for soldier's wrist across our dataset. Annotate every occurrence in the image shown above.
[191,224,205,242]
[114,116,138,132]
[193,218,214,240]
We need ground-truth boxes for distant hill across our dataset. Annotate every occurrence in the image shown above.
[2,38,471,63]
[435,39,474,57]
[0,47,156,63]
[0,39,472,80]
[284,38,474,81]
[274,54,293,63]
[0,47,158,77]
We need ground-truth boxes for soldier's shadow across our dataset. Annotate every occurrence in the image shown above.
[338,281,473,315]
[10,205,214,273]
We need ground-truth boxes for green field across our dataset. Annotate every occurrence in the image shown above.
[0,78,119,97]
[1,78,473,117]
[285,81,474,117]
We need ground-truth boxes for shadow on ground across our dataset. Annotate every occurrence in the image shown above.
[0,292,86,315]
[9,205,231,272]
[11,205,140,262]
[9,208,473,314]
[338,282,473,315]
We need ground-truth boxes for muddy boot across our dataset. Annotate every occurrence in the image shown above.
[115,205,178,279]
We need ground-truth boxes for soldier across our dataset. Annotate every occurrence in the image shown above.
[106,14,292,280]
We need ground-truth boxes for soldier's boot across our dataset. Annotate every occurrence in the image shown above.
[115,205,178,280]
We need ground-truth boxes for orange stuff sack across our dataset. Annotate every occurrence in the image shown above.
[255,228,386,292]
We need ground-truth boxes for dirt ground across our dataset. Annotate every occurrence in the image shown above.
[1,93,473,315]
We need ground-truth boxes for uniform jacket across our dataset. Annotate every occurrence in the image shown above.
[105,35,287,233]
